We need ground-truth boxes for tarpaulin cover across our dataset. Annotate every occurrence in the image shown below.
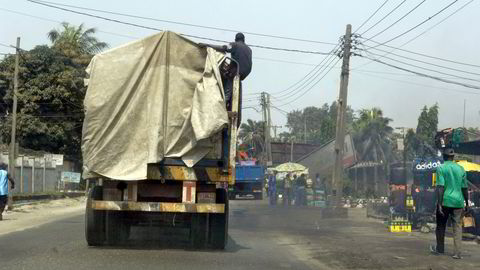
[82,31,228,180]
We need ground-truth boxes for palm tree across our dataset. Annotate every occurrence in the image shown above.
[353,108,394,163]
[48,22,108,56]
[238,119,265,158]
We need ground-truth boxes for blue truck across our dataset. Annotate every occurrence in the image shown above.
[229,165,265,200]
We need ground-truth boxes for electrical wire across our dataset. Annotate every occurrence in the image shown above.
[27,0,335,55]
[273,56,342,107]
[353,71,480,96]
[0,7,140,40]
[352,0,474,71]
[360,55,480,90]
[0,43,14,49]
[363,50,480,83]
[255,43,341,98]
[273,46,342,101]
[365,0,427,41]
[398,0,474,48]
[364,39,480,68]
[369,0,459,48]
[360,0,407,35]
[355,0,390,33]
[361,46,480,77]
[29,0,338,46]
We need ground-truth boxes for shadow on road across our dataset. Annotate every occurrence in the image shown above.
[90,228,249,253]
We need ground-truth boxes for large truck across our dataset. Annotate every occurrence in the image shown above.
[229,165,265,200]
[82,32,239,249]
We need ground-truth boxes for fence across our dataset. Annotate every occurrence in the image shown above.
[0,152,81,194]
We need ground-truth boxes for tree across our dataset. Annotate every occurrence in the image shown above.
[352,108,394,163]
[284,102,353,145]
[0,23,108,159]
[405,104,439,159]
[238,119,264,159]
[48,22,108,62]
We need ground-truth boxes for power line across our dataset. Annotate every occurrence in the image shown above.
[362,46,480,77]
[257,43,341,98]
[360,55,480,90]
[30,0,337,46]
[352,0,474,71]
[0,7,140,40]
[363,50,480,83]
[353,71,480,96]
[271,49,340,101]
[360,0,407,35]
[355,0,390,33]
[0,43,14,49]
[364,39,480,68]
[274,56,342,107]
[369,0,459,48]
[27,0,336,55]
[398,0,474,48]
[365,0,427,41]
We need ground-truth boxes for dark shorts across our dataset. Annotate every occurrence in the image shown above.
[0,195,7,213]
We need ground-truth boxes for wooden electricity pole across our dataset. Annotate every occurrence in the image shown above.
[266,93,272,165]
[332,25,352,207]
[8,37,20,208]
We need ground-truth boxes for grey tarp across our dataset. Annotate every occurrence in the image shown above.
[82,31,228,180]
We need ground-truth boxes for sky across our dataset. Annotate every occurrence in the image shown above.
[1,0,480,134]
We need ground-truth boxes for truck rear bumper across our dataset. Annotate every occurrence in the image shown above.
[89,200,225,213]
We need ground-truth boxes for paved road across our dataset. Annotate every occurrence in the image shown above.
[0,199,314,270]
[2,198,480,270]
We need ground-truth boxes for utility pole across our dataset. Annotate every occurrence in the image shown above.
[290,138,294,162]
[261,92,272,166]
[271,125,282,140]
[8,37,20,208]
[266,93,273,165]
[332,25,352,208]
[463,99,466,128]
[304,113,307,144]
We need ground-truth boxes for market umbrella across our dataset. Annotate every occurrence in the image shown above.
[274,162,306,172]
[455,160,480,172]
[455,160,480,187]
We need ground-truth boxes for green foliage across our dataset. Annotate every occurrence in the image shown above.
[48,22,108,57]
[238,119,265,159]
[0,23,108,160]
[283,102,353,145]
[352,108,393,163]
[405,104,439,159]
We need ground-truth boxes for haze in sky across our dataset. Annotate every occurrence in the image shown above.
[1,0,479,133]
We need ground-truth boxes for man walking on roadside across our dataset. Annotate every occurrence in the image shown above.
[430,148,469,259]
[0,163,15,221]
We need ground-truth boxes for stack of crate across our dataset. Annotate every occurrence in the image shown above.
[389,218,412,232]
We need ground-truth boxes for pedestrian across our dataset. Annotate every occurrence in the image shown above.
[284,173,293,207]
[268,170,277,206]
[430,148,469,259]
[295,173,307,206]
[199,33,252,127]
[0,163,15,221]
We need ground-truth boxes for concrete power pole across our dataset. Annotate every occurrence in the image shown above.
[332,25,352,207]
[266,93,273,166]
[8,37,20,208]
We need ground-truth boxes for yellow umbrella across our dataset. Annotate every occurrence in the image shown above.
[274,162,306,172]
[455,160,480,172]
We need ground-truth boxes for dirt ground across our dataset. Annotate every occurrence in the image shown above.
[254,205,480,270]
[0,197,85,236]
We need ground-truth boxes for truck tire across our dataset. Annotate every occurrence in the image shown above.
[106,211,130,245]
[254,193,263,200]
[209,188,229,249]
[191,213,207,248]
[85,186,106,246]
[228,192,236,200]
